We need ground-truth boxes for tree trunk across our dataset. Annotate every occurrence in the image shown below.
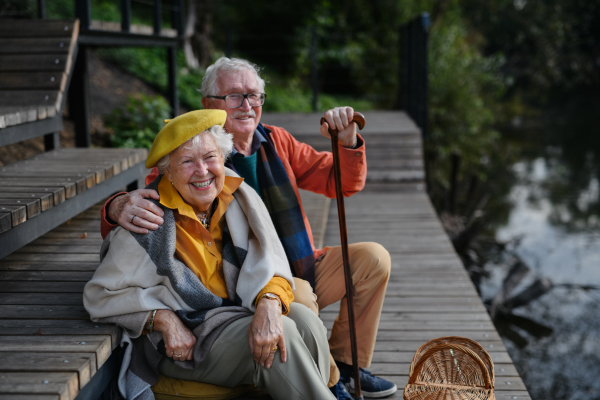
[183,0,199,69]
[183,0,215,70]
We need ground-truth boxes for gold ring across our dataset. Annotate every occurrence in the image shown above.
[130,215,136,224]
[174,354,182,358]
[270,346,278,352]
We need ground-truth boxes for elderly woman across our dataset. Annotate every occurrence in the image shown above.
[84,110,334,400]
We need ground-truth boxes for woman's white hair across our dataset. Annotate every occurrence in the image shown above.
[200,56,265,96]
[156,125,233,173]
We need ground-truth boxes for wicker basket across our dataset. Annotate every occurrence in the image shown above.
[404,336,495,400]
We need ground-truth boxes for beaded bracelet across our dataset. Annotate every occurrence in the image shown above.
[148,309,157,333]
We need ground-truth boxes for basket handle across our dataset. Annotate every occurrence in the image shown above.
[408,343,494,389]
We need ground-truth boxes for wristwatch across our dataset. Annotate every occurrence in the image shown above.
[258,292,284,311]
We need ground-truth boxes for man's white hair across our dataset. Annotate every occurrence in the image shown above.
[156,125,233,173]
[200,56,266,96]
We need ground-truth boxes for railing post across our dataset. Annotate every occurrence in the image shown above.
[153,0,162,35]
[398,13,429,139]
[69,47,92,147]
[75,0,91,30]
[310,26,318,112]
[171,0,184,38]
[44,133,60,151]
[167,46,179,118]
[121,0,131,32]
[37,0,46,19]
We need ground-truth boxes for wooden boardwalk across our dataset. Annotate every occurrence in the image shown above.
[0,111,531,399]
[274,111,531,400]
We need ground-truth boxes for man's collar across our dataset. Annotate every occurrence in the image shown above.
[231,124,269,157]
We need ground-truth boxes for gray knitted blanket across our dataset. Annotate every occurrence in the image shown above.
[83,169,293,399]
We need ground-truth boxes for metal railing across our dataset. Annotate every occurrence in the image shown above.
[68,0,184,146]
[399,13,429,138]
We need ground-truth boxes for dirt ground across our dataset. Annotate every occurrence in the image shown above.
[0,50,163,166]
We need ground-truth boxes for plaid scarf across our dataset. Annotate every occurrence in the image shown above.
[227,124,316,288]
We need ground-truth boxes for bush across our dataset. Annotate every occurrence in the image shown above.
[427,12,505,187]
[104,94,171,149]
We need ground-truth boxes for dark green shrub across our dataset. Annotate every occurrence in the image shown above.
[104,94,170,149]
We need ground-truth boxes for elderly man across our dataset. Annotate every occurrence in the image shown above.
[101,57,395,399]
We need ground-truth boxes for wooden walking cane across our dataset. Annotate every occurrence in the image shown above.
[320,112,366,400]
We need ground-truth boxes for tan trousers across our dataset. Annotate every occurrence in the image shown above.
[158,303,335,400]
[292,242,391,386]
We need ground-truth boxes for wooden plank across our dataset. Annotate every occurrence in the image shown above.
[0,39,71,55]
[324,318,495,333]
[0,335,112,367]
[0,395,59,400]
[0,170,97,190]
[13,245,100,254]
[0,108,37,126]
[0,320,119,349]
[373,340,506,353]
[0,54,69,72]
[0,352,97,390]
[0,199,41,219]
[0,91,60,110]
[0,271,94,281]
[0,205,26,227]
[0,172,91,193]
[29,237,103,246]
[0,305,89,320]
[370,350,514,364]
[0,212,11,233]
[320,311,492,322]
[1,254,99,263]
[0,72,67,91]
[0,192,53,211]
[0,263,99,272]
[0,187,66,206]
[0,180,76,199]
[369,362,520,377]
[0,20,78,38]
[0,282,86,293]
[0,293,85,305]
[0,372,78,400]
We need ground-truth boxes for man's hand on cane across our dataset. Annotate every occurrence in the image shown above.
[320,106,358,148]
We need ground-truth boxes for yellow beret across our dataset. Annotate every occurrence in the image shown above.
[146,109,227,168]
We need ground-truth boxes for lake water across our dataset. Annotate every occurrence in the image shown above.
[477,95,600,400]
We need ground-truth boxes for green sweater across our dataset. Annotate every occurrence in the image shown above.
[231,152,260,194]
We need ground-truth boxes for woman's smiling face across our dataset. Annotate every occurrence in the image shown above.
[164,133,225,214]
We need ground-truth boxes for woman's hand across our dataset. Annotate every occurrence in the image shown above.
[248,298,287,369]
[152,309,196,361]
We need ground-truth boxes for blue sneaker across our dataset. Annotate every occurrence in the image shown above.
[329,378,354,400]
[330,378,354,400]
[343,368,397,398]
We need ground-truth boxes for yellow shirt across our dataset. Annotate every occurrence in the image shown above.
[158,175,293,313]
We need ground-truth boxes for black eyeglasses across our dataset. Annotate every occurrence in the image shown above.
[206,93,266,108]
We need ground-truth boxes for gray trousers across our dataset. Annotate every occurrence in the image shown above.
[158,303,335,400]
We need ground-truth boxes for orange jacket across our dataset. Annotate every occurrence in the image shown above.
[100,124,367,258]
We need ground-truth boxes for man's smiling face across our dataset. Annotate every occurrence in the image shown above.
[211,69,262,136]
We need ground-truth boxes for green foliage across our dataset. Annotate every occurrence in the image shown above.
[104,94,171,149]
[427,11,505,187]
[461,0,600,102]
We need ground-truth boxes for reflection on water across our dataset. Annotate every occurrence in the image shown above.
[478,93,600,400]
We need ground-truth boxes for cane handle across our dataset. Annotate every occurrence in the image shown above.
[320,112,366,135]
